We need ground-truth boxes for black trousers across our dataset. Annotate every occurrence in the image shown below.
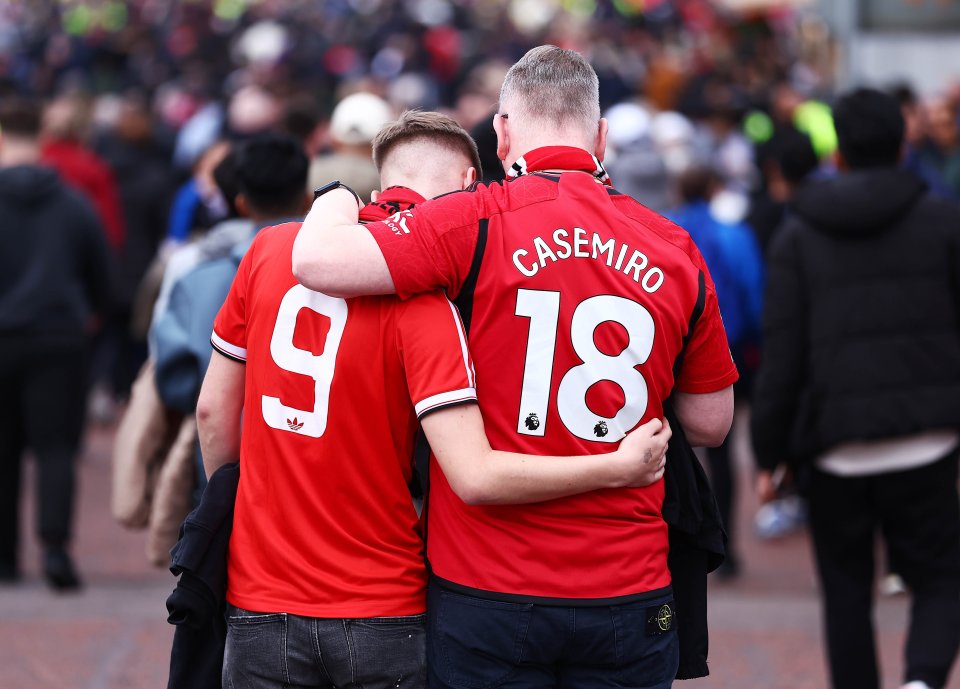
[0,336,89,566]
[808,451,960,689]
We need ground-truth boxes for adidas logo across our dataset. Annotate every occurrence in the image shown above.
[287,418,304,432]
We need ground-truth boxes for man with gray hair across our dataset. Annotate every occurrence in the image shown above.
[293,45,737,688]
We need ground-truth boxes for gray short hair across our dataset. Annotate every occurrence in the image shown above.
[499,45,600,136]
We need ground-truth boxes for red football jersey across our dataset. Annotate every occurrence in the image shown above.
[365,146,738,601]
[212,216,476,618]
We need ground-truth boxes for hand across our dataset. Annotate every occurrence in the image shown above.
[756,469,778,504]
[615,418,671,488]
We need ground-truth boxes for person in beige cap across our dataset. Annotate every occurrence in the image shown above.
[308,92,393,204]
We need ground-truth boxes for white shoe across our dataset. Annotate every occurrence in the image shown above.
[87,384,117,425]
[880,572,907,596]
[900,681,934,689]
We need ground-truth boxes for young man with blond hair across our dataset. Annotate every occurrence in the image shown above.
[198,108,671,689]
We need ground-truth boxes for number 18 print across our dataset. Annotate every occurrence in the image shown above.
[514,289,655,443]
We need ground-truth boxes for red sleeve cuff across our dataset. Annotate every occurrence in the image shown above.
[674,367,739,395]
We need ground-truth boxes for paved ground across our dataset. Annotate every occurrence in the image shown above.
[1,413,956,689]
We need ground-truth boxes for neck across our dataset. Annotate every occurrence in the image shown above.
[0,138,41,167]
[507,135,594,171]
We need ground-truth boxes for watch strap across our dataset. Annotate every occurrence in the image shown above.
[313,180,363,208]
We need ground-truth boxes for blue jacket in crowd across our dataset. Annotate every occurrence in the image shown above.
[153,217,299,413]
[667,201,764,354]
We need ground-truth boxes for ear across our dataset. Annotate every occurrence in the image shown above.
[593,117,609,162]
[463,166,477,189]
[235,193,250,218]
[493,112,509,162]
[370,189,381,202]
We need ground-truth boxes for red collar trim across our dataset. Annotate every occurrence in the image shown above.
[507,146,610,184]
[360,186,427,222]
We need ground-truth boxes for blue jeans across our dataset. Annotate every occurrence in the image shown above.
[223,605,427,689]
[427,581,678,689]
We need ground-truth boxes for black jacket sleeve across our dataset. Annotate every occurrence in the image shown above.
[751,220,808,470]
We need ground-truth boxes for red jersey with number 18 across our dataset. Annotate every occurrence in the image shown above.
[364,147,738,602]
[212,196,476,618]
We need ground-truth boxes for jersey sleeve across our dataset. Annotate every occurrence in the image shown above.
[395,291,478,418]
[364,193,482,300]
[674,270,740,394]
[211,243,254,363]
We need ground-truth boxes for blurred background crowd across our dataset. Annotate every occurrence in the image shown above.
[1,0,960,580]
[2,0,952,398]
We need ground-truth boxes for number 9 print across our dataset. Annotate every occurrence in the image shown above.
[261,285,347,438]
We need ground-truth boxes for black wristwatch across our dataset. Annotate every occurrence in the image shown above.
[313,180,363,208]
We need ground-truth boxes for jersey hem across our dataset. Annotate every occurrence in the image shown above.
[431,575,672,607]
[226,592,427,619]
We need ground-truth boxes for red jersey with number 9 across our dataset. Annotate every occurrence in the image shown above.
[212,210,476,617]
[364,147,738,601]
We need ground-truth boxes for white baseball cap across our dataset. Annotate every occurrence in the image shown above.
[330,92,393,146]
[605,102,652,148]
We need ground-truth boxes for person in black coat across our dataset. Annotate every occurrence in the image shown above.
[751,88,960,689]
[0,98,113,590]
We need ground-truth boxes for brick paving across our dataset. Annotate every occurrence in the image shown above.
[0,422,172,689]
[1,413,956,689]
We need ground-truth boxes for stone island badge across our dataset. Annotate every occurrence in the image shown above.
[656,604,673,631]
[646,602,674,636]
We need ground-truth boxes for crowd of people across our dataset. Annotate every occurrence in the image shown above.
[1,2,960,689]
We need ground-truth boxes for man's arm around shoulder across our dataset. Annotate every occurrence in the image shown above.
[292,188,396,297]
[420,404,671,505]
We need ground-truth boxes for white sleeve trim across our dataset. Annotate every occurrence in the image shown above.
[415,387,477,418]
[211,331,247,361]
[445,299,476,388]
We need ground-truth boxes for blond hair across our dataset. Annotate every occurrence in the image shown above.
[372,110,481,176]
